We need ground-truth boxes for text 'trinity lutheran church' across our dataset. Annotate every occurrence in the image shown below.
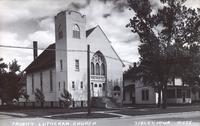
[25,10,124,107]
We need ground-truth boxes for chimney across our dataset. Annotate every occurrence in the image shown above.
[33,41,38,60]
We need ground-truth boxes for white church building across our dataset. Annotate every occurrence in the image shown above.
[25,10,124,108]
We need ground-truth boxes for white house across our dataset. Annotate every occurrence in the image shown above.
[135,78,192,104]
[123,65,196,105]
[25,10,124,108]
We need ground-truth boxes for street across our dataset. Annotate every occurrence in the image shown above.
[0,108,199,126]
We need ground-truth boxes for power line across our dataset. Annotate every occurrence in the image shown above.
[0,44,87,52]
[0,44,133,64]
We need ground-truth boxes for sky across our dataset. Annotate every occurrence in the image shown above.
[0,0,199,71]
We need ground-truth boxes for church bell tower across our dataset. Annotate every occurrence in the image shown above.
[55,10,87,102]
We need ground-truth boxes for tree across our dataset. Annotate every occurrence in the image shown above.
[0,58,24,105]
[0,58,7,73]
[0,58,7,105]
[9,59,20,73]
[60,89,72,108]
[127,0,200,108]
[182,44,200,92]
[35,88,45,107]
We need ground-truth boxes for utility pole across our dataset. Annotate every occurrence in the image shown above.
[87,44,91,115]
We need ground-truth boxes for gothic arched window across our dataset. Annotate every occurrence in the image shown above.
[58,24,63,39]
[72,24,80,39]
[101,63,105,75]
[91,62,95,75]
[96,63,100,75]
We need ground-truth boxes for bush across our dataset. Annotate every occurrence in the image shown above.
[60,89,72,108]
[35,88,45,107]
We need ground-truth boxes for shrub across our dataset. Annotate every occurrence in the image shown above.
[35,88,45,107]
[60,89,72,108]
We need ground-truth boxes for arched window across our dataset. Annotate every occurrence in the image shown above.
[58,25,63,39]
[96,63,100,75]
[101,63,105,75]
[72,24,80,39]
[91,62,95,75]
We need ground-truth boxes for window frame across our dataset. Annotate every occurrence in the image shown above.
[50,70,53,91]
[167,89,175,98]
[72,81,75,89]
[72,24,80,39]
[58,24,63,39]
[31,74,34,94]
[177,89,182,98]
[142,89,149,101]
[58,82,61,91]
[75,59,80,71]
[101,63,105,75]
[96,63,100,75]
[40,72,43,92]
[60,59,63,71]
[91,62,95,75]
[81,81,83,89]
[63,81,65,90]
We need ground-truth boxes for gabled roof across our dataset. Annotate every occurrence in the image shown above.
[90,25,125,67]
[25,44,55,73]
[86,27,96,37]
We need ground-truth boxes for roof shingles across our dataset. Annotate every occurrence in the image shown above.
[25,44,55,73]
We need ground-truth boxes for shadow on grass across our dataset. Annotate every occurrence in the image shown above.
[48,113,120,120]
